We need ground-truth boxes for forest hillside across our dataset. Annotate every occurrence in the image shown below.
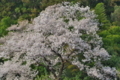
[0,0,120,80]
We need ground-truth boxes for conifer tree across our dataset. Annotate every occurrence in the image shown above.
[95,3,111,30]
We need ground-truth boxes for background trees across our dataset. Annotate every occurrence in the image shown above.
[95,3,111,30]
[0,17,16,37]
[111,5,120,26]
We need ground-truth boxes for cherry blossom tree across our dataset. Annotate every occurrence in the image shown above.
[0,2,116,80]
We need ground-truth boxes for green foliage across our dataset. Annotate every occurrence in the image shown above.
[30,63,49,79]
[35,75,53,80]
[62,71,94,80]
[0,17,16,37]
[95,3,111,30]
[99,26,120,78]
[18,14,30,21]
[64,19,69,23]
[61,61,95,80]
[75,10,85,21]
[99,26,120,46]
[21,7,27,13]
[111,5,120,26]
[1,17,12,27]
[21,61,27,65]
[68,26,74,31]
[103,35,120,46]
[0,57,9,64]
[99,30,111,37]
[15,7,21,13]
[34,67,52,80]
[102,54,120,67]
[108,26,120,34]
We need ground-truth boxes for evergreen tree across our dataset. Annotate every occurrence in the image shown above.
[95,3,111,30]
[111,5,120,26]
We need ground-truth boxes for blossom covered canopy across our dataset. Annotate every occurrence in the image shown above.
[0,2,116,80]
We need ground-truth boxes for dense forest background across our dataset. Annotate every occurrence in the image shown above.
[0,0,120,79]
